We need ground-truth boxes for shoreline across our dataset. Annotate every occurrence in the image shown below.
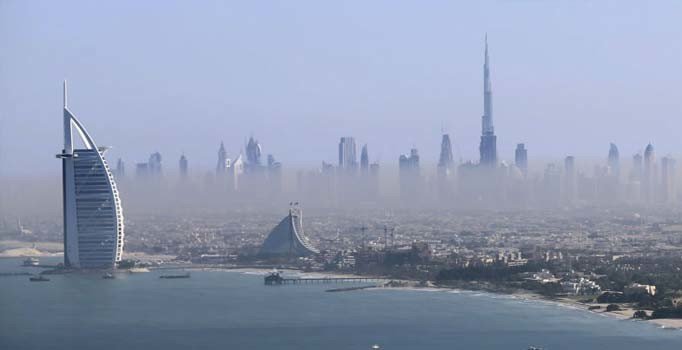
[200,265,682,330]
[4,250,681,331]
[408,282,682,331]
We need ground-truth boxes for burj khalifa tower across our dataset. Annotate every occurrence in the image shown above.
[479,34,497,167]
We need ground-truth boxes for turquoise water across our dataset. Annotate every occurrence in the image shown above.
[1,257,680,349]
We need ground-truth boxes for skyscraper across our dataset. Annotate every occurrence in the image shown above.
[661,156,676,203]
[267,154,282,193]
[360,144,369,174]
[563,156,576,203]
[216,141,228,175]
[135,163,149,178]
[608,143,620,180]
[230,154,244,190]
[438,134,454,176]
[245,136,262,167]
[55,81,124,268]
[179,154,188,178]
[479,35,497,167]
[148,152,162,176]
[115,158,125,178]
[543,163,562,206]
[399,148,420,198]
[643,143,656,203]
[338,137,357,171]
[437,134,455,200]
[631,153,643,181]
[514,143,528,177]
[629,153,643,201]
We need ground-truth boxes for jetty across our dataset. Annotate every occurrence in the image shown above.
[264,272,385,285]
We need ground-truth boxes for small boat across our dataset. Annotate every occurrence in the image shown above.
[159,272,191,279]
[102,273,115,279]
[528,347,544,350]
[23,257,39,266]
[29,275,49,282]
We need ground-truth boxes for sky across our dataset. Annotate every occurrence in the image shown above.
[1,1,681,176]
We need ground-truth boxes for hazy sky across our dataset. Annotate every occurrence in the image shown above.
[1,1,681,176]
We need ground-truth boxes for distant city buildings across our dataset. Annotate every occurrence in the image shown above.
[399,148,420,199]
[608,143,620,180]
[148,152,162,176]
[563,156,576,204]
[338,137,358,173]
[245,136,262,169]
[515,143,528,177]
[643,143,656,203]
[360,144,369,174]
[92,34,682,210]
[267,154,282,193]
[661,156,676,203]
[216,141,228,176]
[437,134,455,199]
[136,152,162,179]
[229,154,244,191]
[135,162,149,178]
[437,134,455,177]
[179,154,188,178]
[542,163,561,206]
[115,158,125,178]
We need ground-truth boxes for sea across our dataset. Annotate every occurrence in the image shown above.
[1,257,680,350]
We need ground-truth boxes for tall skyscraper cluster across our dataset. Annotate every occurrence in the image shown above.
[97,35,679,210]
[210,137,280,193]
[294,36,680,208]
[112,135,282,198]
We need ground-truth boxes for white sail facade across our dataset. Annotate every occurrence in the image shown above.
[57,82,124,268]
[259,206,318,257]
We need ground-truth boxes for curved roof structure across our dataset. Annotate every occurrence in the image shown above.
[57,81,124,268]
[259,207,318,257]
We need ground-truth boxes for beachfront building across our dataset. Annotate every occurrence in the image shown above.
[259,204,318,257]
[56,81,124,268]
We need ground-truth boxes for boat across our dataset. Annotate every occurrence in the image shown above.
[102,273,115,279]
[29,275,49,282]
[159,272,190,279]
[22,257,39,266]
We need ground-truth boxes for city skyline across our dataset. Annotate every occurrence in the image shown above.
[42,51,679,210]
[5,3,682,348]
[26,35,682,183]
[2,1,682,177]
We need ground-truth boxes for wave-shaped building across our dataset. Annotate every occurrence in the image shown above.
[259,206,318,257]
[56,82,124,268]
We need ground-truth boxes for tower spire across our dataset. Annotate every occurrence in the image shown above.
[63,80,73,153]
[479,34,497,166]
[484,33,488,66]
[482,34,493,134]
[63,80,68,109]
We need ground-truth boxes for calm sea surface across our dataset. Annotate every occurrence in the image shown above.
[1,257,680,350]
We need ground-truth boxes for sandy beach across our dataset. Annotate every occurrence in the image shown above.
[0,240,63,258]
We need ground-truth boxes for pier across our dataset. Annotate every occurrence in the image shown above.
[264,272,385,285]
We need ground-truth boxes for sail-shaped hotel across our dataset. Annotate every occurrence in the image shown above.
[56,82,124,268]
